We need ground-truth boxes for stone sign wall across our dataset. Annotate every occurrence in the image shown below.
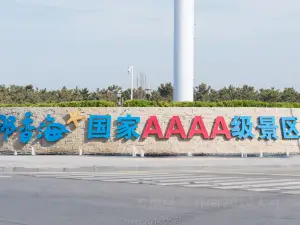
[0,107,299,155]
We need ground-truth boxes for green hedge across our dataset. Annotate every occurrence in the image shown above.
[123,100,300,108]
[0,100,116,107]
[3,99,300,108]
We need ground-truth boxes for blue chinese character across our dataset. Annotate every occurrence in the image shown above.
[280,117,299,139]
[231,116,254,139]
[116,114,140,140]
[19,112,36,144]
[37,122,46,139]
[88,115,111,139]
[257,116,278,140]
[0,114,17,141]
[37,114,70,142]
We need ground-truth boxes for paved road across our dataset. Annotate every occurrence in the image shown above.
[24,169,300,195]
[1,169,300,225]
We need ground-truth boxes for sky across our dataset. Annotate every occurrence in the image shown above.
[0,0,300,91]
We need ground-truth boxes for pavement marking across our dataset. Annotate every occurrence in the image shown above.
[216,178,293,186]
[246,181,300,188]
[183,184,217,188]
[32,172,171,177]
[194,170,300,177]
[281,191,300,195]
[156,182,191,186]
[152,176,239,183]
[0,175,11,178]
[213,180,300,190]
[33,173,203,180]
[277,186,300,190]
[94,174,217,181]
[101,179,140,182]
[246,188,280,192]
[214,186,246,190]
[55,176,97,179]
[99,175,221,183]
[25,171,300,195]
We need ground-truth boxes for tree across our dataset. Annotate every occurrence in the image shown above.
[258,88,281,102]
[158,83,173,101]
[0,83,299,104]
[194,83,211,101]
[80,88,89,100]
[281,88,299,102]
[236,85,258,100]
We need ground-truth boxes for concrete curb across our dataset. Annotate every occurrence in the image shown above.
[2,164,300,173]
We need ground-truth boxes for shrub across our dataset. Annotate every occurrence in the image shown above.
[123,100,300,108]
[3,99,300,108]
[0,100,116,107]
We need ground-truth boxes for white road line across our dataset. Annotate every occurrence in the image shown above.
[281,191,300,195]
[53,174,97,177]
[100,174,216,181]
[33,173,200,180]
[183,178,269,186]
[81,177,244,185]
[72,177,114,181]
[183,184,217,188]
[248,181,300,188]
[141,175,220,181]
[214,186,246,190]
[89,173,202,179]
[55,176,96,179]
[217,179,296,186]
[101,179,140,182]
[33,171,173,175]
[33,174,90,178]
[156,182,191,186]
[78,176,221,183]
[274,185,300,190]
[33,173,173,178]
[127,181,142,184]
[152,177,239,183]
[209,178,270,183]
[0,175,11,178]
[214,180,300,190]
[195,170,300,177]
[188,177,265,185]
[246,188,280,192]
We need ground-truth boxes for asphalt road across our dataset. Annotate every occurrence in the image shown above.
[1,169,300,225]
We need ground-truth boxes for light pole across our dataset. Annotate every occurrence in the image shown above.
[128,66,134,100]
[117,91,122,106]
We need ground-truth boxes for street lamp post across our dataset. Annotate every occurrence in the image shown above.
[117,91,122,106]
[128,66,134,100]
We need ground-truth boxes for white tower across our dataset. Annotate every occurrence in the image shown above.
[173,0,195,102]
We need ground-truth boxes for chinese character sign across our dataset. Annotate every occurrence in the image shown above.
[37,114,70,142]
[88,115,111,139]
[280,117,299,139]
[19,112,36,144]
[231,116,254,140]
[0,114,17,141]
[116,114,140,140]
[257,116,278,140]
[2,110,300,144]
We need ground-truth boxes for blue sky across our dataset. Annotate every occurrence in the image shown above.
[0,0,300,90]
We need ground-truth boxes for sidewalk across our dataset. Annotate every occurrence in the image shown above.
[0,155,300,172]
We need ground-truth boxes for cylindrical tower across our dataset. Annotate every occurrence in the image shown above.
[173,0,195,102]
